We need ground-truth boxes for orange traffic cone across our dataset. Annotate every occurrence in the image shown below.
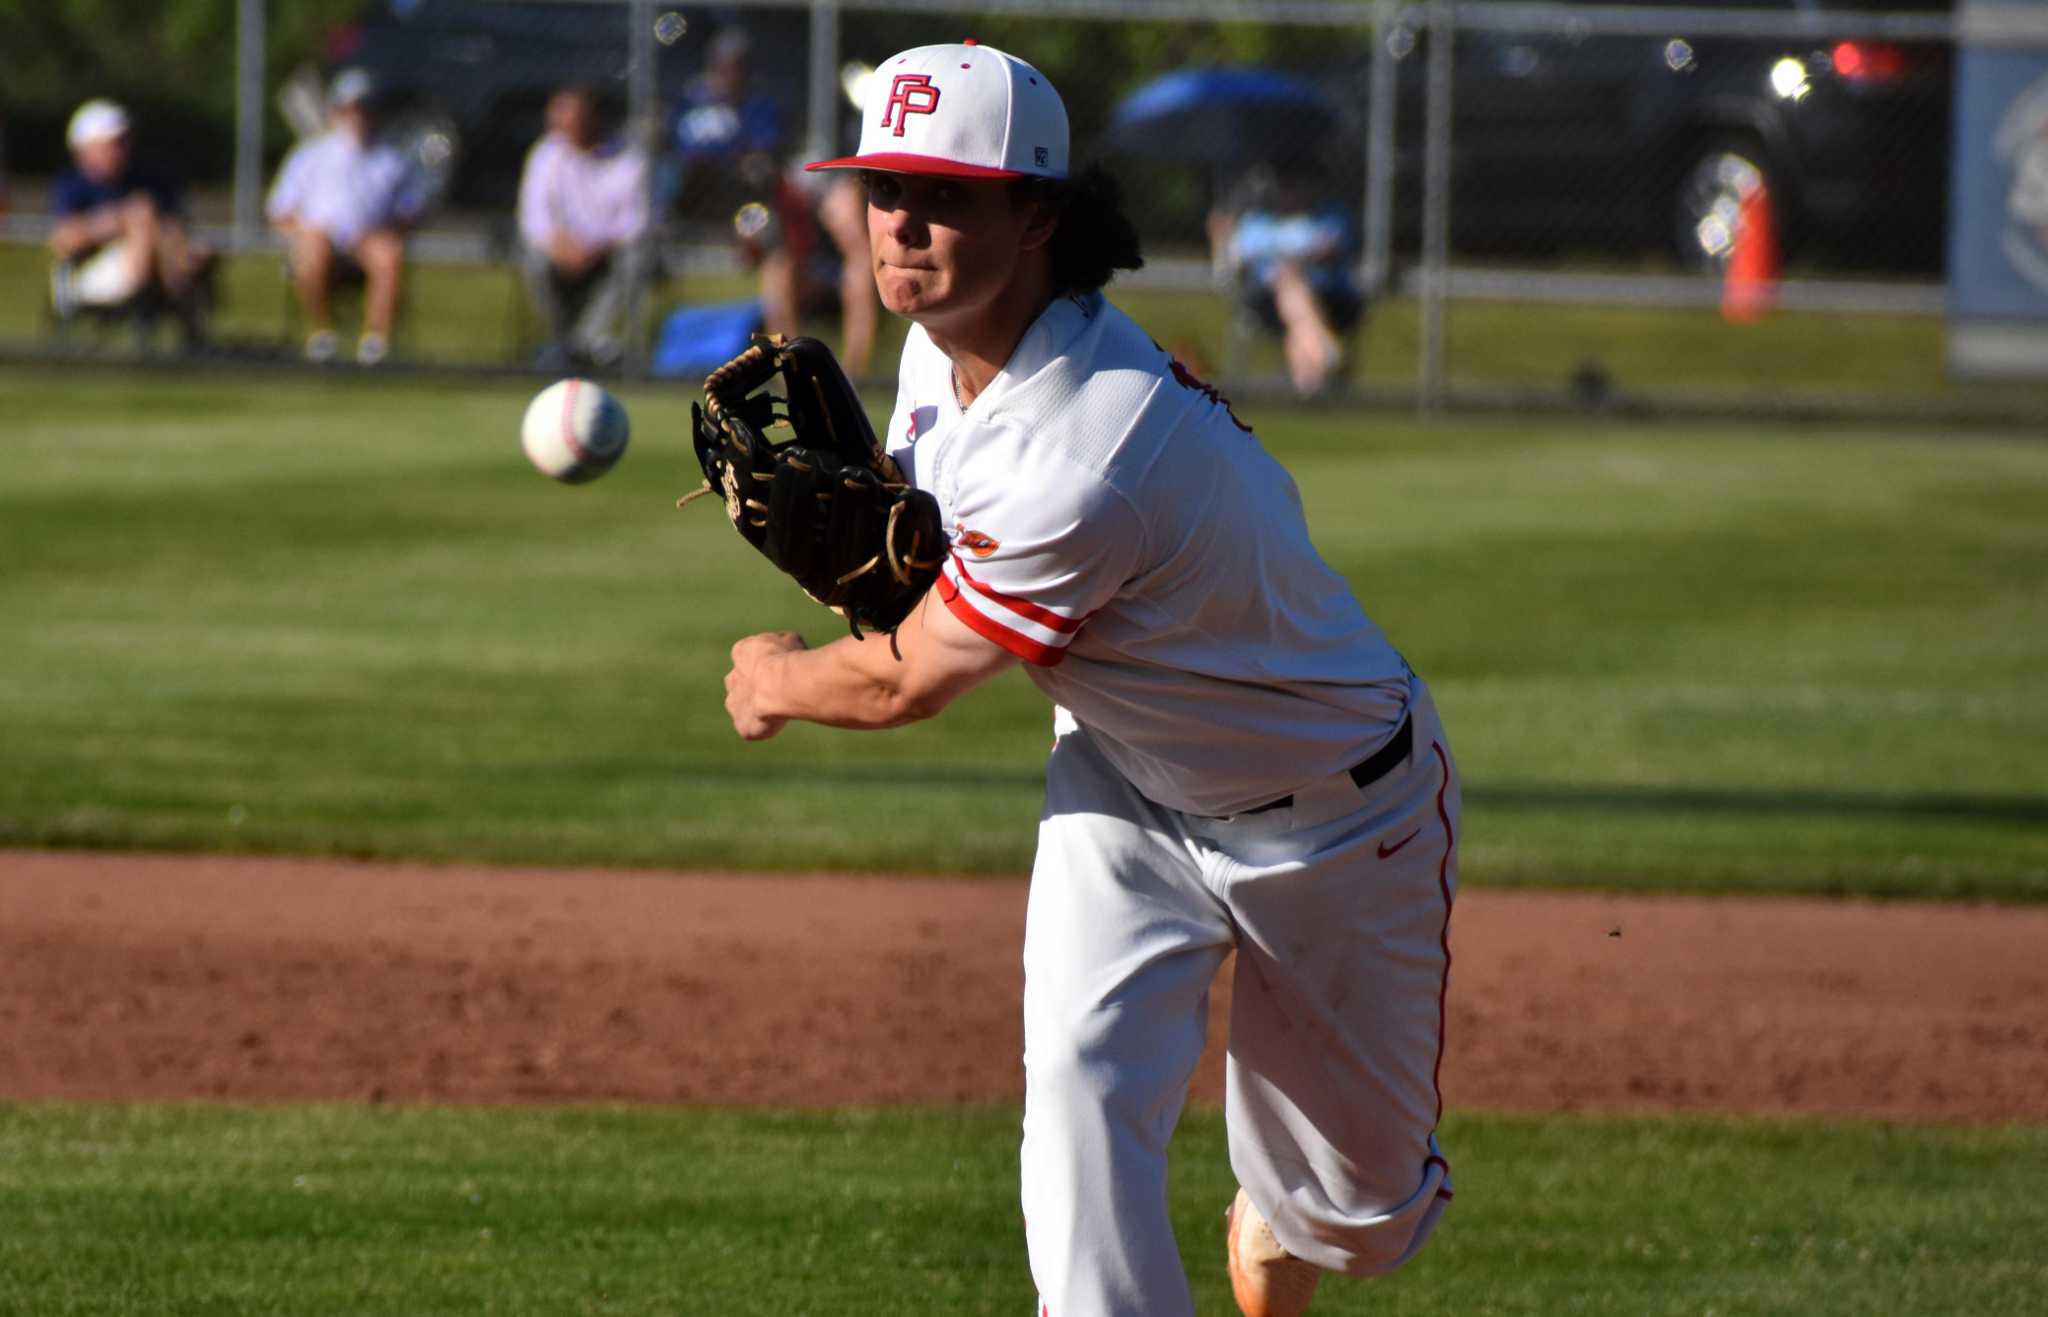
[1721,182,1780,324]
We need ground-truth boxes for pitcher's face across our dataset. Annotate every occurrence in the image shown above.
[863,171,1040,329]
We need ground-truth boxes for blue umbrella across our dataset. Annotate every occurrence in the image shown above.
[1102,66,1343,171]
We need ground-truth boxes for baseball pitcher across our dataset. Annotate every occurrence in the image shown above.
[704,42,1458,1317]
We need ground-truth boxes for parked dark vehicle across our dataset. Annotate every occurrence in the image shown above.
[1105,0,1954,274]
[1419,0,1953,271]
[314,0,807,213]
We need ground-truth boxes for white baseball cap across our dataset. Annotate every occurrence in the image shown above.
[806,41,1067,181]
[67,99,130,149]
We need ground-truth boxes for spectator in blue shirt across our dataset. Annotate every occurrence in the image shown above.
[267,69,428,365]
[1211,160,1367,397]
[47,99,213,333]
[664,26,785,219]
[662,28,877,374]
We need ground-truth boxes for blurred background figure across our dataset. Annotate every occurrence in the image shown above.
[664,28,877,375]
[47,98,214,346]
[267,69,428,366]
[744,170,877,377]
[1210,155,1366,397]
[665,27,785,219]
[517,85,650,372]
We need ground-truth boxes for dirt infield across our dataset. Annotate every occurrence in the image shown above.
[2,850,2043,1123]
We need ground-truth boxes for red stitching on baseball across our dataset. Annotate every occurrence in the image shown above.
[559,379,592,467]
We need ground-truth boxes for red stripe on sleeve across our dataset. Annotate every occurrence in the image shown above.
[949,551,1086,634]
[938,572,1067,666]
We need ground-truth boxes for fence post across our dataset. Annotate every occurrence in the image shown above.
[1362,0,1398,300]
[233,0,267,253]
[1418,0,1453,413]
[627,0,658,377]
[807,0,842,163]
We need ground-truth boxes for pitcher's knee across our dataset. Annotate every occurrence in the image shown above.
[1270,1163,1452,1279]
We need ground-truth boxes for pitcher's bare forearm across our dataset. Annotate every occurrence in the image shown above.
[724,593,1016,739]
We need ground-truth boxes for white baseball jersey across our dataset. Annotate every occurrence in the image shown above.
[884,291,1410,817]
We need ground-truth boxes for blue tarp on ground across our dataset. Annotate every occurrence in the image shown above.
[651,299,762,377]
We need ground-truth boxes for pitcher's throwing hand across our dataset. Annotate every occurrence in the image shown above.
[723,632,804,740]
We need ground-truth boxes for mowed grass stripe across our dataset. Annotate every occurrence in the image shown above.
[2,370,2044,894]
[0,1103,2043,1316]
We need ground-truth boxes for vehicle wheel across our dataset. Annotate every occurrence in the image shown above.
[1669,135,1779,272]
[385,105,463,212]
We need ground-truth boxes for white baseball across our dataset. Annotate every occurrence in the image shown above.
[521,378,630,484]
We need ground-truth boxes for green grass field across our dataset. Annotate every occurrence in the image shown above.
[3,367,2044,897]
[3,1103,2045,1316]
[3,363,2046,1315]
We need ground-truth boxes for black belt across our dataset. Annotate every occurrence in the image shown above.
[1234,713,1414,817]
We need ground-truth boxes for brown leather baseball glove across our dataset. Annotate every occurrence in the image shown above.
[682,335,944,638]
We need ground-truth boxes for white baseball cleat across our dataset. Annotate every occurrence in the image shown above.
[1226,1187,1321,1317]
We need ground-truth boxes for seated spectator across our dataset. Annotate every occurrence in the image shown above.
[1210,161,1367,396]
[664,27,785,221]
[47,99,214,343]
[267,69,428,366]
[517,86,650,371]
[663,28,878,376]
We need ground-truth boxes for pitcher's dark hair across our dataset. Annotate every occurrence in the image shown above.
[1014,163,1145,296]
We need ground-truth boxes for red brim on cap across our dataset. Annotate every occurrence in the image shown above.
[804,152,1028,180]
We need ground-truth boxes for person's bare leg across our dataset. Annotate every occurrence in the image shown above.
[1270,261,1343,396]
[835,260,879,377]
[821,178,877,376]
[117,196,164,292]
[759,249,800,340]
[289,228,337,330]
[157,222,206,300]
[355,229,405,339]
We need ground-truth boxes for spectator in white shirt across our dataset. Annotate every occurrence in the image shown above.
[266,69,428,366]
[517,86,651,371]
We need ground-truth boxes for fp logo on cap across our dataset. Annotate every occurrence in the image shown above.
[803,42,1068,180]
[881,74,941,136]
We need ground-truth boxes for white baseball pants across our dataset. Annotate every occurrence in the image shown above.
[1021,677,1459,1317]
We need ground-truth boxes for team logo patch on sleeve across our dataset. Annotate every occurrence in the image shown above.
[956,527,1000,558]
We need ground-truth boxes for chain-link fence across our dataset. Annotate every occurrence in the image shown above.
[5,0,2044,416]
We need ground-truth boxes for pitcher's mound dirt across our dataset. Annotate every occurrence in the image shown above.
[2,851,2043,1122]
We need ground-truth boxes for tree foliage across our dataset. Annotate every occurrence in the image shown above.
[0,0,360,175]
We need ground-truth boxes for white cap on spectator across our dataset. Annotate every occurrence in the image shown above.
[806,41,1067,181]
[328,67,378,109]
[67,99,130,149]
